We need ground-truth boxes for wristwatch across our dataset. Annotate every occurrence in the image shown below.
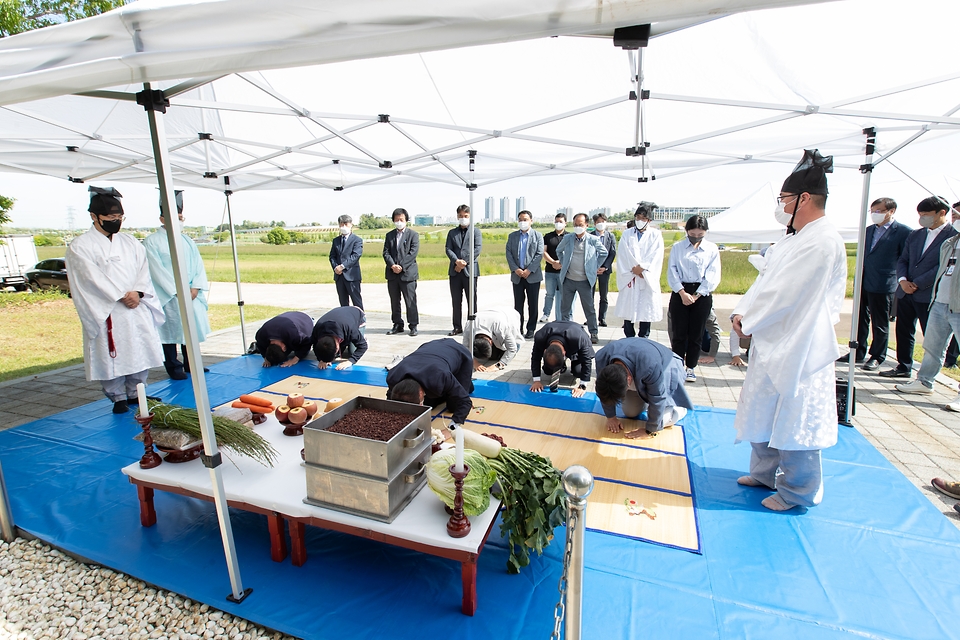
[578,383,587,390]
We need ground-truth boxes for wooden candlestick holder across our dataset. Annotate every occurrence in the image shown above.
[446,463,471,538]
[136,413,163,469]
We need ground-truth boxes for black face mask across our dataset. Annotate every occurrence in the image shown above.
[687,235,703,245]
[99,217,122,235]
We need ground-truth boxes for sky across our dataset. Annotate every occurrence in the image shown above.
[1,0,959,232]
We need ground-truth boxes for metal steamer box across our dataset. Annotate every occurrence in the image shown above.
[303,397,433,522]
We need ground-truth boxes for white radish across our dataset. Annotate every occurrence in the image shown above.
[461,429,502,458]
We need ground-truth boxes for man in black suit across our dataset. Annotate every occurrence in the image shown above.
[842,197,910,371]
[445,204,482,336]
[592,212,617,327]
[383,208,420,336]
[329,214,364,309]
[529,320,595,398]
[311,306,367,370]
[386,338,474,426]
[255,311,314,368]
[880,197,958,378]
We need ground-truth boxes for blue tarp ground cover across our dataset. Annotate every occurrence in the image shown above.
[1,357,958,639]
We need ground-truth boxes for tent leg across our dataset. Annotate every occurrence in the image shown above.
[844,127,877,426]
[223,180,248,353]
[467,151,477,350]
[0,459,16,542]
[140,83,249,602]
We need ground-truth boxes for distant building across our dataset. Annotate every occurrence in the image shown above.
[556,206,574,218]
[500,197,511,222]
[654,207,727,223]
[516,197,527,214]
[484,197,495,222]
[414,215,434,226]
[589,207,612,218]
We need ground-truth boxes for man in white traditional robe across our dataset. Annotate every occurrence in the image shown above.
[615,202,664,339]
[65,187,165,414]
[731,150,846,511]
[143,191,211,380]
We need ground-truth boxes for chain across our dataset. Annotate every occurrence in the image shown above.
[550,508,578,640]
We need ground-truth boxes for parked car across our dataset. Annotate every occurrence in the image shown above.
[26,258,70,295]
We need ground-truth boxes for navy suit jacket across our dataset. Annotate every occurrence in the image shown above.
[595,338,693,433]
[896,225,958,304]
[531,320,596,380]
[445,226,482,278]
[385,338,474,424]
[329,233,363,282]
[255,311,314,361]
[862,221,910,294]
[383,228,420,281]
[310,306,368,364]
[505,229,544,284]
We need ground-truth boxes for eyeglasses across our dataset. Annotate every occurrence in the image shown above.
[776,195,798,205]
[97,214,125,221]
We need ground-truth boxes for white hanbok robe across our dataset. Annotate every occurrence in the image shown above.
[143,229,211,344]
[733,217,847,450]
[65,226,164,381]
[614,227,664,323]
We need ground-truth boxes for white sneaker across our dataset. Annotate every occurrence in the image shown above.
[539,315,550,323]
[385,355,404,371]
[685,368,696,383]
[894,379,934,395]
[946,394,960,412]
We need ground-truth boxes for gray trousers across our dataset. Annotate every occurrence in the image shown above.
[561,278,598,336]
[749,442,823,507]
[101,369,150,403]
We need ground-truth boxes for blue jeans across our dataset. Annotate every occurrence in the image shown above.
[542,272,562,320]
[917,302,960,385]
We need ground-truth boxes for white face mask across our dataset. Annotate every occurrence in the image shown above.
[774,199,796,227]
[634,219,648,231]
[595,222,606,232]
[870,212,887,225]
[953,219,960,233]
[394,220,406,230]
[339,225,351,236]
[555,222,566,231]
[518,220,530,231]
[459,217,470,227]
[574,226,587,236]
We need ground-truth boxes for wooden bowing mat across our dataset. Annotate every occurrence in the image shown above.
[228,377,699,553]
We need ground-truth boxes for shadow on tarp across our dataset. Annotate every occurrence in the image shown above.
[0,357,958,639]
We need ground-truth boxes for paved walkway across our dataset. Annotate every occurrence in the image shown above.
[3,276,959,527]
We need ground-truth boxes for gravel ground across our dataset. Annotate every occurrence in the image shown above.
[0,538,297,640]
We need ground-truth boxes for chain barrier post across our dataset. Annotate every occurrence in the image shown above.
[551,465,594,640]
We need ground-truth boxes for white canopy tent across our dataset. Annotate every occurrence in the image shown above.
[2,0,960,611]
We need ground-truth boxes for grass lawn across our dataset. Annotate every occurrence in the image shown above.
[0,289,289,383]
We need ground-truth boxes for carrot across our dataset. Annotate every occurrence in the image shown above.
[238,394,274,408]
[232,401,274,414]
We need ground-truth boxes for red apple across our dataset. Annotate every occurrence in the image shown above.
[275,405,291,423]
[286,393,305,408]
[288,407,308,425]
[302,400,318,417]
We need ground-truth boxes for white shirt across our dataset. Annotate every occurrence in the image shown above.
[922,223,949,255]
[667,238,721,296]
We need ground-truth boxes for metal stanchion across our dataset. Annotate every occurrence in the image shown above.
[0,459,16,542]
[551,465,594,640]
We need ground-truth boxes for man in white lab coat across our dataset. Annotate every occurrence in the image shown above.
[615,202,664,339]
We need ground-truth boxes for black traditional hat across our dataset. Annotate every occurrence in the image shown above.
[782,149,832,195]
[88,186,123,215]
[635,201,658,217]
[158,190,184,216]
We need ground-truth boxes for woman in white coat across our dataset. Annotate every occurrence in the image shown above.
[615,202,664,338]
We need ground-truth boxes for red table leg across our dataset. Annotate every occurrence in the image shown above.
[267,512,288,562]
[137,485,157,527]
[290,520,307,567]
[461,560,477,616]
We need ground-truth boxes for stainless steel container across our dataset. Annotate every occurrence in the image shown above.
[303,396,431,480]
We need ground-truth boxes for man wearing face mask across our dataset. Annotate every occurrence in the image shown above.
[312,306,368,370]
[615,202,664,339]
[591,213,617,327]
[539,213,568,323]
[557,213,608,344]
[445,204,482,336]
[383,207,420,336]
[330,214,364,309]
[143,191,212,381]
[65,186,165,414]
[839,198,909,372]
[506,210,544,339]
[879,197,958,378]
[731,149,847,512]
[255,311,315,368]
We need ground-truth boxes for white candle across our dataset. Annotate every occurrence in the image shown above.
[137,383,149,418]
[454,426,464,473]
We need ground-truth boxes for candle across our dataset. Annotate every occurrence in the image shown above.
[454,426,464,473]
[137,382,149,418]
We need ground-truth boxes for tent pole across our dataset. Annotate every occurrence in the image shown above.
[223,178,248,353]
[0,459,16,542]
[468,150,477,347]
[140,82,251,603]
[844,127,876,426]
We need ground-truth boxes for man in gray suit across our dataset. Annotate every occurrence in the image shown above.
[595,337,693,439]
[445,204,483,336]
[557,213,608,344]
[506,210,544,339]
[383,207,420,336]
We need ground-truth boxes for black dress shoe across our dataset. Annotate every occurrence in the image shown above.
[113,400,129,414]
[448,329,463,336]
[386,326,404,335]
[409,328,418,336]
[878,366,912,378]
[861,358,882,372]
[591,334,599,345]
[166,366,187,381]
[836,354,866,364]
[524,330,535,340]
[598,320,607,327]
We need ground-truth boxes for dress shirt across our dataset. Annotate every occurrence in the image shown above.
[922,223,949,255]
[519,231,529,269]
[870,220,893,250]
[667,238,721,296]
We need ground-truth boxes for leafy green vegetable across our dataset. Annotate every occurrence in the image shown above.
[426,449,497,517]
[487,448,566,574]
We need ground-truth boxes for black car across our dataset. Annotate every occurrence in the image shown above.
[26,258,70,295]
